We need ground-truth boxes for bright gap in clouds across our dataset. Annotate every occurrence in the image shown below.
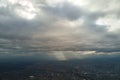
[52,51,67,61]
[50,51,97,61]
[96,15,120,33]
[8,0,37,20]
[15,8,36,20]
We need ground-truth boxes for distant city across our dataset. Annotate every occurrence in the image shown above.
[0,56,120,80]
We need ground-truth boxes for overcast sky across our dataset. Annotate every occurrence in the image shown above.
[0,0,120,60]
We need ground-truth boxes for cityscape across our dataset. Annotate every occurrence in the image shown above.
[1,56,120,80]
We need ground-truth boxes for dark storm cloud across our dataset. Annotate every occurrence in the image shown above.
[41,2,83,20]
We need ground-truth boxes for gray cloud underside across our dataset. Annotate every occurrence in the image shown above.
[0,0,120,56]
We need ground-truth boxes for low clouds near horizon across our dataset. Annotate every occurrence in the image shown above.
[0,0,120,57]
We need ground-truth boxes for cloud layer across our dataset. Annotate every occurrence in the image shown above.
[0,0,120,58]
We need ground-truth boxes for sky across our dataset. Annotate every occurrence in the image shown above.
[0,0,120,60]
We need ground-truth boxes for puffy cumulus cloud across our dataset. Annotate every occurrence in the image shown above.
[0,0,38,20]
[0,0,120,59]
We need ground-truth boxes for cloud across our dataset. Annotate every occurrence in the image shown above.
[41,2,83,20]
[0,0,120,58]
